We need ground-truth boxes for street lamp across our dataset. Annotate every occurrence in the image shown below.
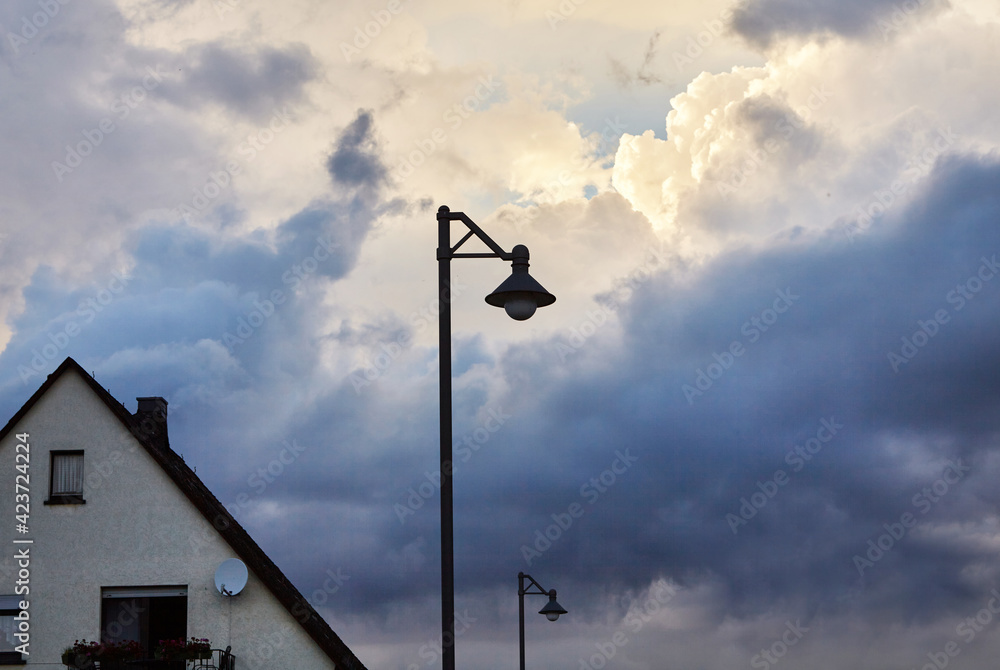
[437,205,555,670]
[518,572,567,670]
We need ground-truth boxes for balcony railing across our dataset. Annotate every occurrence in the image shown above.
[71,648,235,670]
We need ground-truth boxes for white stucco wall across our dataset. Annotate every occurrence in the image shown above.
[0,370,341,669]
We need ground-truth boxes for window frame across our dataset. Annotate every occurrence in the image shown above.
[45,450,86,505]
[0,595,26,665]
[101,586,188,659]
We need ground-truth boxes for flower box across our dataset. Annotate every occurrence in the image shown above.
[156,637,212,661]
[62,639,140,669]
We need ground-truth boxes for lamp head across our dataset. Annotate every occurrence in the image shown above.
[538,592,567,622]
[485,244,555,320]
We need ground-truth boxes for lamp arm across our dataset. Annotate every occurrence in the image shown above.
[437,206,514,261]
[518,571,555,597]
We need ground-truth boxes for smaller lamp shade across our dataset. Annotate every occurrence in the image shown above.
[485,245,555,321]
[539,594,567,622]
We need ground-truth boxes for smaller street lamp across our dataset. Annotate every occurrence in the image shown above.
[518,571,567,670]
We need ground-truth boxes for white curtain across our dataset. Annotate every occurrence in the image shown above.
[52,453,84,495]
[0,615,14,651]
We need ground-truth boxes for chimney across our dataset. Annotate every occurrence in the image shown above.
[135,396,169,450]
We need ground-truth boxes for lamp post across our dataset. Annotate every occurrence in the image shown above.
[518,572,568,670]
[437,205,555,670]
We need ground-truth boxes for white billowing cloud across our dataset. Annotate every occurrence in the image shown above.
[612,3,1000,258]
[613,66,769,242]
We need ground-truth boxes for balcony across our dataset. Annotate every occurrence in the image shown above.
[64,647,234,670]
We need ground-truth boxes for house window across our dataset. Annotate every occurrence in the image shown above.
[46,451,85,504]
[0,595,26,665]
[101,587,187,658]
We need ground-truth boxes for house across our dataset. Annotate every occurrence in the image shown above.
[0,357,368,670]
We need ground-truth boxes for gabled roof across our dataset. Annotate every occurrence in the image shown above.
[0,357,367,670]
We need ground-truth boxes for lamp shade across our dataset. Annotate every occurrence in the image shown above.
[485,245,556,320]
[538,594,567,622]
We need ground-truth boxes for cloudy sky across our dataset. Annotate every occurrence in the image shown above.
[3,0,1000,667]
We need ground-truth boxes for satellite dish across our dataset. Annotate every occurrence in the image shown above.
[214,558,248,596]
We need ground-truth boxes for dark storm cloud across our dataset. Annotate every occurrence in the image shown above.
[326,110,387,188]
[503,152,1000,621]
[730,0,947,47]
[167,42,319,119]
[0,110,391,407]
[283,151,1000,623]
